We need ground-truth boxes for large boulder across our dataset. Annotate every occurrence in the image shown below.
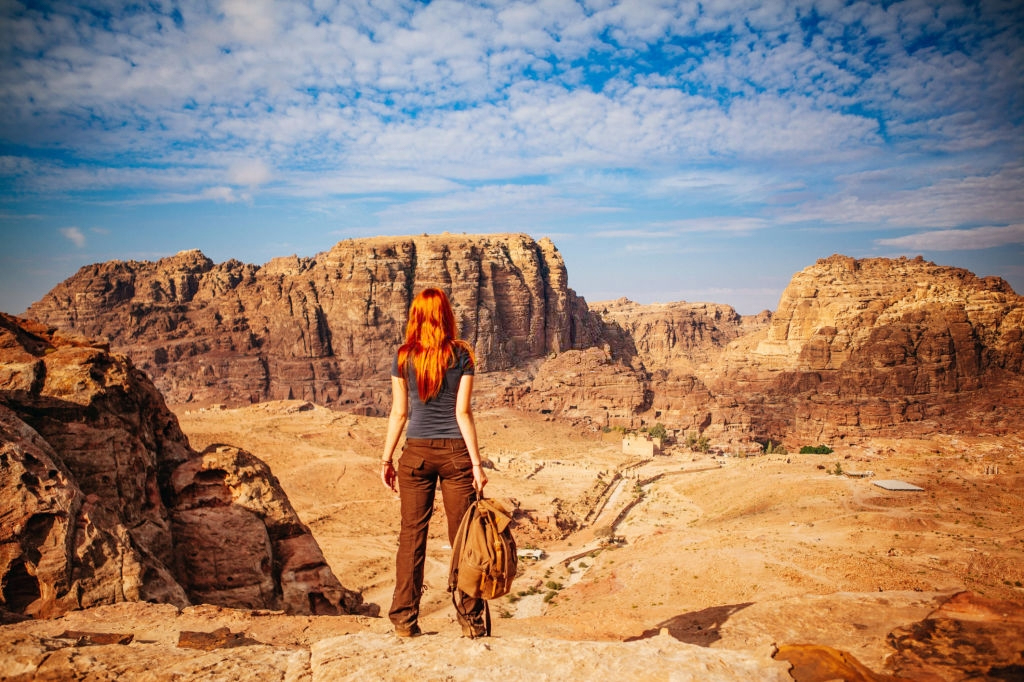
[0,313,370,619]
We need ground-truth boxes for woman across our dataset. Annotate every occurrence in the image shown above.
[380,288,488,638]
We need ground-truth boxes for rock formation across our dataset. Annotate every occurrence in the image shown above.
[21,239,1024,445]
[586,297,772,434]
[590,297,771,375]
[510,347,649,429]
[0,313,369,619]
[585,255,1024,446]
[24,234,603,415]
[705,255,1024,445]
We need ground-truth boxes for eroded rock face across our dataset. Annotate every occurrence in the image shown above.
[170,444,362,615]
[25,234,603,415]
[886,591,1024,680]
[585,298,772,436]
[705,255,1024,443]
[590,297,771,374]
[0,313,367,619]
[22,245,1024,444]
[511,347,649,429]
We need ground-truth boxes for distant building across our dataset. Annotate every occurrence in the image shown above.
[622,435,661,456]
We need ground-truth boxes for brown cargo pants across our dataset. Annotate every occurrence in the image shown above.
[389,438,486,633]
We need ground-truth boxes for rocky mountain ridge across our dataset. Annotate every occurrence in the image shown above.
[21,237,1024,446]
[25,233,601,416]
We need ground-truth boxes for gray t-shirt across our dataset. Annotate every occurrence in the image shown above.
[392,346,475,439]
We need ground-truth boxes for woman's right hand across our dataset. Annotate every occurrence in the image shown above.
[381,461,397,492]
[472,465,487,492]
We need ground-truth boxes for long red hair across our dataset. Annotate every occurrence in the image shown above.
[398,288,475,401]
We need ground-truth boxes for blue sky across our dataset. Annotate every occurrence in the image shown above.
[2,0,1022,316]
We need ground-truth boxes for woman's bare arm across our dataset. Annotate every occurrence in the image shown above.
[381,375,408,492]
[455,375,487,491]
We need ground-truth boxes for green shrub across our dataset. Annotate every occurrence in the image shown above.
[685,431,709,452]
[649,423,667,440]
[763,440,787,455]
[800,444,834,454]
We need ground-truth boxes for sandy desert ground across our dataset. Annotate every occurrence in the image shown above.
[170,400,1024,675]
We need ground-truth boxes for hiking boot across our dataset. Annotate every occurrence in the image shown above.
[460,622,489,639]
[394,624,421,638]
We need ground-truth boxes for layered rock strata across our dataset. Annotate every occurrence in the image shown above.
[706,255,1024,444]
[0,313,367,619]
[591,297,771,374]
[588,297,771,433]
[25,234,603,415]
[22,240,1024,444]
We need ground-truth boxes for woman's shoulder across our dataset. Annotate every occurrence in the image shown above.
[453,341,475,371]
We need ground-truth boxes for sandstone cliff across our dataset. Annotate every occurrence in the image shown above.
[22,239,1024,445]
[0,313,369,619]
[25,234,603,415]
[705,255,1024,444]
[591,297,771,375]
[568,256,1023,445]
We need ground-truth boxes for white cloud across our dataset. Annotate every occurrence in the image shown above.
[228,159,272,187]
[877,224,1024,251]
[59,227,86,247]
[0,0,1021,260]
[220,0,279,44]
[201,186,242,203]
[790,164,1024,229]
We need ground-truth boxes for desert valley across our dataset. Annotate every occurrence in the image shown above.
[2,233,1023,681]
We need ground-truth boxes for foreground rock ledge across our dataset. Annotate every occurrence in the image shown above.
[0,619,789,682]
[309,631,790,681]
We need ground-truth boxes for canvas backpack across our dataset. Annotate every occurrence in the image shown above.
[448,495,518,601]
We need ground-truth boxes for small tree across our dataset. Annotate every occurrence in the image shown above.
[649,423,667,440]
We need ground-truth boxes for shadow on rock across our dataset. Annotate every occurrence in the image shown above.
[625,602,754,645]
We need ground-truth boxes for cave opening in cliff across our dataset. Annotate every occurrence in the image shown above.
[2,558,41,613]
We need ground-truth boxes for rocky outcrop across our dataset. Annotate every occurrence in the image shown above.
[885,591,1024,680]
[705,255,1024,444]
[572,256,1024,445]
[0,313,369,619]
[25,234,603,415]
[584,297,772,435]
[170,444,363,615]
[510,347,649,429]
[590,297,771,374]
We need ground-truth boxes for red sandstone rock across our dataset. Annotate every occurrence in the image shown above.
[885,591,1024,681]
[0,313,368,619]
[170,444,363,615]
[514,347,648,429]
[703,255,1024,445]
[20,244,1024,445]
[24,234,602,415]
